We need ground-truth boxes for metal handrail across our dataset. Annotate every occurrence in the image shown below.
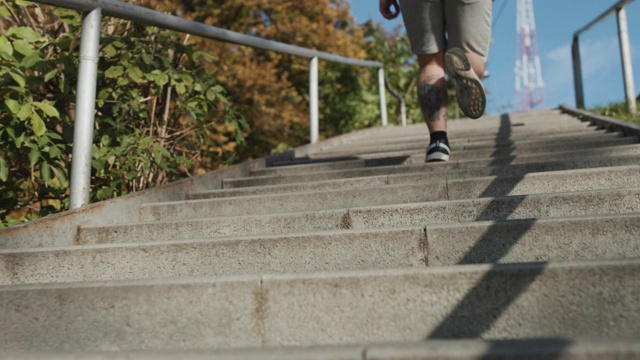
[32,0,383,68]
[572,0,636,115]
[28,0,398,209]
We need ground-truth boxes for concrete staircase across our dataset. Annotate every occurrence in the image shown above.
[2,108,640,358]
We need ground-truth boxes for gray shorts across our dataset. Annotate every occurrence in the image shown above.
[399,0,492,60]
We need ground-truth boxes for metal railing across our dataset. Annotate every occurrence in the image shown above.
[572,0,637,115]
[29,0,406,209]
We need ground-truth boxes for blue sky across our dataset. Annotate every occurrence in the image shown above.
[347,0,640,115]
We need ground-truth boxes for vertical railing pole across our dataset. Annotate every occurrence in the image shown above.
[309,56,319,144]
[69,8,102,209]
[378,67,388,126]
[571,36,585,109]
[616,6,637,115]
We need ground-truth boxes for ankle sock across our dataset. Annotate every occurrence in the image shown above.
[430,131,449,146]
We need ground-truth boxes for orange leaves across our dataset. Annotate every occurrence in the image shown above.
[135,0,375,157]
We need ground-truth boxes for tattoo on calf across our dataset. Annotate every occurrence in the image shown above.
[417,78,447,123]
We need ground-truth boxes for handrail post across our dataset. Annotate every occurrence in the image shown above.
[384,75,407,126]
[69,8,102,209]
[616,6,637,115]
[571,36,585,109]
[378,67,388,126]
[309,56,319,144]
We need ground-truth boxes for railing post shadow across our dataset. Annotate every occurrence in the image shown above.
[69,8,101,209]
[309,56,319,144]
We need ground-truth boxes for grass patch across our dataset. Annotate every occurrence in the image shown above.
[590,99,640,125]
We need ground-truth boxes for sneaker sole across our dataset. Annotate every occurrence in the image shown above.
[426,152,450,162]
[445,48,486,119]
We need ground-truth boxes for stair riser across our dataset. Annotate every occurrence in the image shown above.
[458,144,640,167]
[253,136,638,177]
[7,214,640,285]
[316,122,597,152]
[2,261,638,351]
[427,215,640,265]
[8,340,640,360]
[348,189,640,229]
[460,131,622,150]
[448,136,638,161]
[143,184,447,221]
[224,155,640,189]
[308,130,621,162]
[80,189,640,244]
[198,164,640,199]
[397,144,640,167]
[146,167,640,221]
[0,229,426,285]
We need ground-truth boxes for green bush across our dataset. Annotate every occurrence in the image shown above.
[591,99,640,125]
[0,1,246,227]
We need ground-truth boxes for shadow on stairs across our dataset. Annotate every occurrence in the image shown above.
[1,108,640,358]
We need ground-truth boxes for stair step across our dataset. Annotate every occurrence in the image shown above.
[79,187,640,244]
[3,108,638,356]
[426,213,640,265]
[2,258,639,351]
[224,154,640,189]
[6,338,640,359]
[6,213,640,285]
[257,136,638,176]
[143,166,640,221]
[202,163,640,199]
[298,133,640,167]
[309,127,614,159]
[318,116,595,150]
[0,228,425,285]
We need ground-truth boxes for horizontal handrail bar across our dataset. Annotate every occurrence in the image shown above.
[573,0,634,37]
[559,104,640,137]
[32,0,382,68]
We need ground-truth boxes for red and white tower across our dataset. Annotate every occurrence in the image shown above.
[515,0,544,111]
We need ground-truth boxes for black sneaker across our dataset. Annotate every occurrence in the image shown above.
[444,48,486,119]
[426,141,451,162]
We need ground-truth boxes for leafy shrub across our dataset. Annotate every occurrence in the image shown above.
[0,1,246,227]
[591,99,640,125]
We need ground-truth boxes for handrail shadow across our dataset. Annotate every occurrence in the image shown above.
[425,113,572,357]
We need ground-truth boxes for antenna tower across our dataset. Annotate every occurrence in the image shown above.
[515,0,544,111]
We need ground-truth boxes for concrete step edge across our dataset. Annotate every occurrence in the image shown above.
[6,338,640,359]
[278,135,640,168]
[260,136,639,174]
[0,227,425,285]
[223,153,640,189]
[195,164,640,199]
[312,126,609,155]
[3,257,640,351]
[7,213,640,285]
[143,166,640,222]
[425,212,640,266]
[80,187,640,245]
[289,143,640,179]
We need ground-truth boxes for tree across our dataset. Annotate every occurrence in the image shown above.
[136,0,380,156]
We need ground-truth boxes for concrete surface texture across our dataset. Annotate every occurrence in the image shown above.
[1,108,640,358]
